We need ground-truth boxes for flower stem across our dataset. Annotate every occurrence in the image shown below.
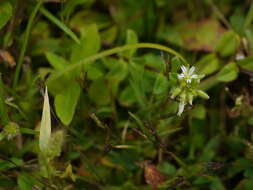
[46,43,188,85]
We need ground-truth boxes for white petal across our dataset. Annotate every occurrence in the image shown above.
[186,79,192,83]
[191,74,198,79]
[189,66,195,75]
[188,94,193,105]
[178,74,185,79]
[177,102,185,116]
[181,66,187,73]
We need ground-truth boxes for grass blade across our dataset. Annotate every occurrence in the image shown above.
[12,0,43,89]
[40,7,80,44]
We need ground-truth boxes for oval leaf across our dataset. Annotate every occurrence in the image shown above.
[217,62,239,82]
[55,82,81,125]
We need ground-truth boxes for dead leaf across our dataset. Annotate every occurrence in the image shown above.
[0,50,16,67]
[165,19,226,52]
[144,161,165,190]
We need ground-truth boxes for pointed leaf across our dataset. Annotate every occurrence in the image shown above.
[0,2,12,30]
[39,86,51,153]
[40,7,80,44]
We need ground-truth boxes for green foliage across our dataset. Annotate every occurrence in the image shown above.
[0,2,12,30]
[217,62,239,82]
[1,0,253,189]
[55,82,81,125]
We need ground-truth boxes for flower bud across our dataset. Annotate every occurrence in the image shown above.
[170,87,182,99]
[197,90,209,99]
[4,122,20,140]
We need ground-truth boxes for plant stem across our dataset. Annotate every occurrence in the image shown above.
[12,0,43,89]
[46,43,188,85]
[0,74,9,126]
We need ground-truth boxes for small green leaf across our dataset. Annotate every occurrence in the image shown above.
[191,105,206,119]
[237,56,253,70]
[45,52,68,70]
[171,56,183,72]
[18,173,33,190]
[40,7,80,44]
[88,79,111,105]
[55,82,81,125]
[119,86,137,106]
[122,29,138,58]
[0,2,12,30]
[18,173,40,190]
[153,73,169,94]
[244,2,253,29]
[215,31,239,57]
[39,86,51,153]
[71,24,100,63]
[196,54,220,75]
[217,62,239,82]
[106,59,129,96]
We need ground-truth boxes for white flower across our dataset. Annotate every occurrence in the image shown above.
[177,102,186,116]
[178,66,198,83]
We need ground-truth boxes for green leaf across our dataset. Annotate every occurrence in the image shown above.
[159,162,177,175]
[40,7,80,44]
[45,52,68,70]
[55,82,81,125]
[215,31,239,57]
[210,177,226,190]
[88,79,111,105]
[119,86,137,106]
[171,56,183,72]
[18,173,40,190]
[244,2,253,29]
[0,2,12,30]
[106,59,129,96]
[196,54,220,75]
[39,86,51,153]
[46,71,73,96]
[153,73,169,94]
[191,105,206,120]
[71,24,100,63]
[236,56,253,70]
[18,173,33,190]
[217,62,239,82]
[122,29,138,58]
[20,128,39,135]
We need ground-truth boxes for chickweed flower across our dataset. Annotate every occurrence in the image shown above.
[178,66,198,83]
[170,65,209,116]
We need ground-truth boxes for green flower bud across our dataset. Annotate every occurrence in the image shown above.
[187,93,194,105]
[197,90,209,99]
[171,87,182,99]
[4,122,20,140]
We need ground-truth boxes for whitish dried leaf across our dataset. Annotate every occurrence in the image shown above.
[39,86,51,153]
